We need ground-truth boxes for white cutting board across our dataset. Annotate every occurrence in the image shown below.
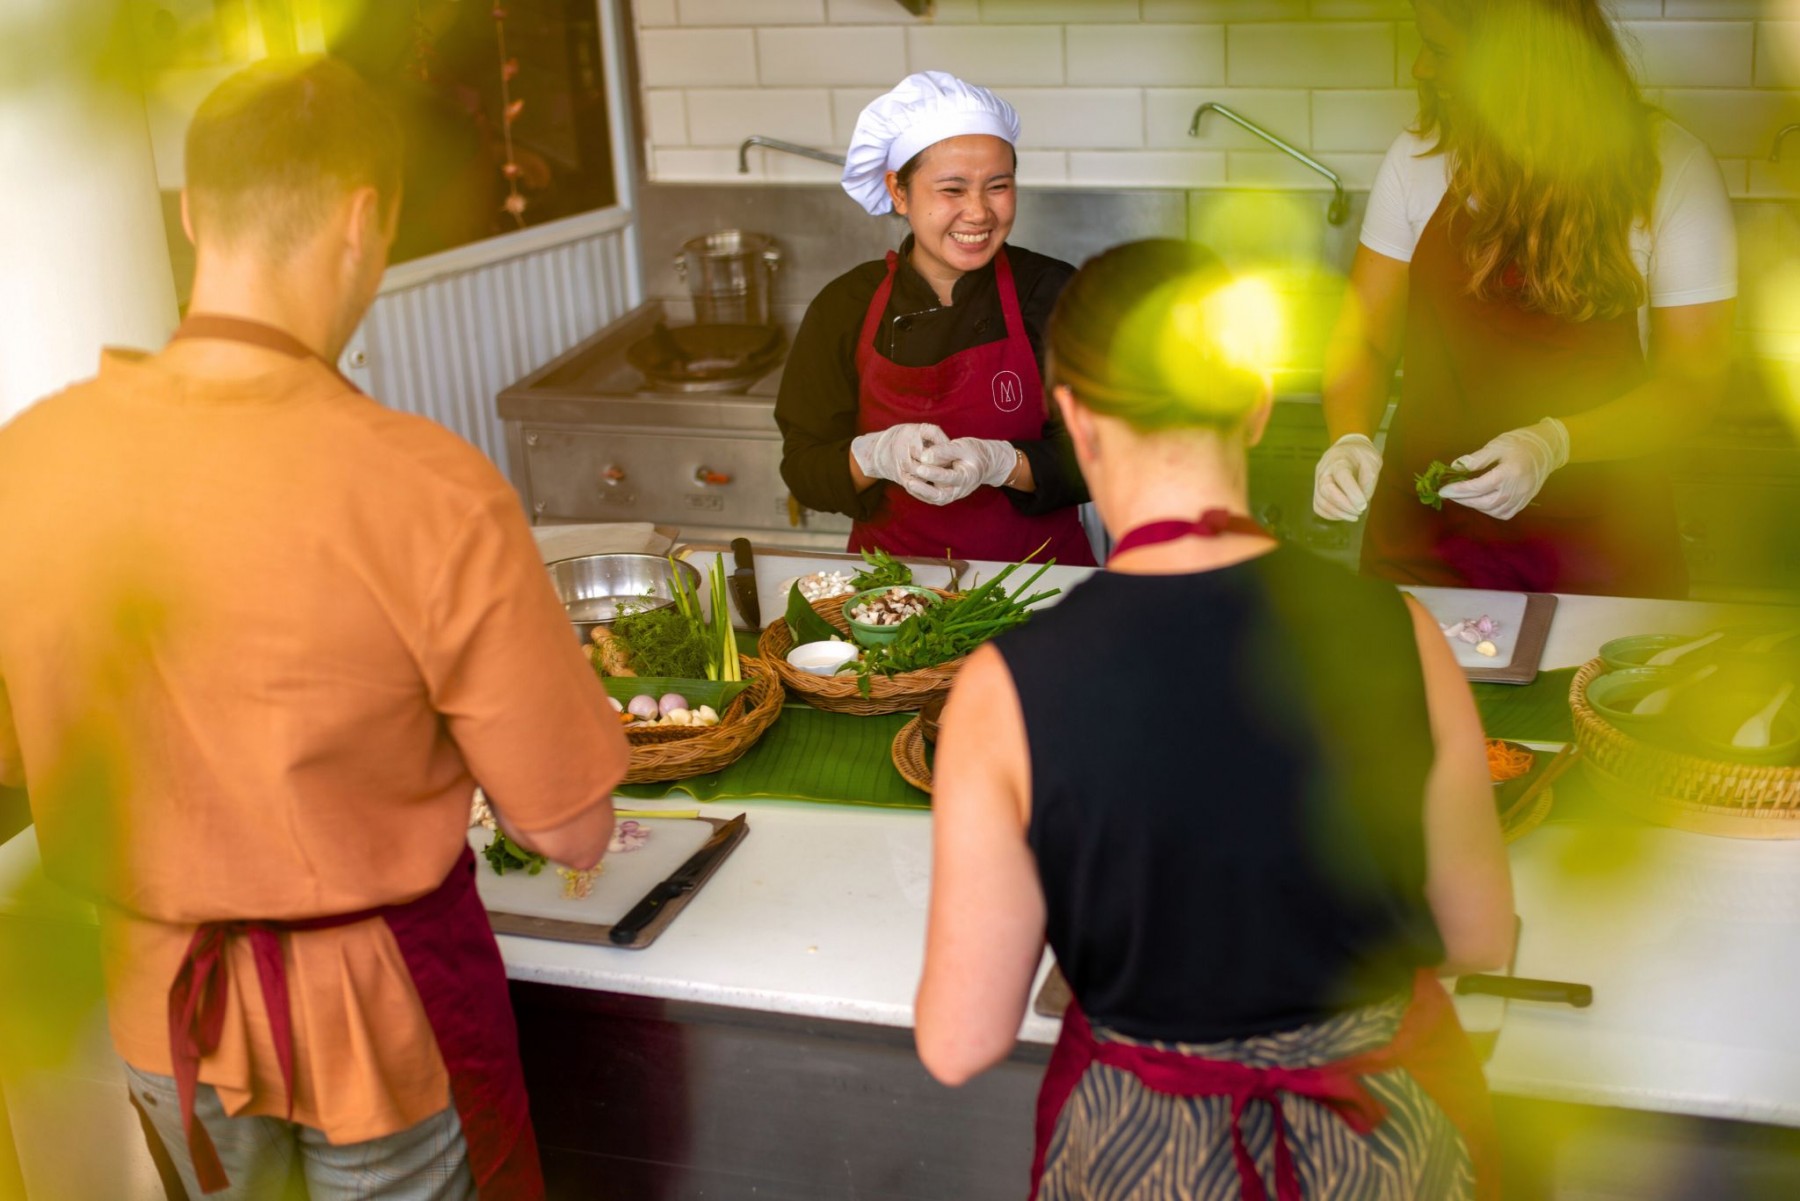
[1399,586,1529,671]
[467,818,714,926]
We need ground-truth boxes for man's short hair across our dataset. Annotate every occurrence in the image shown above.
[185,56,402,256]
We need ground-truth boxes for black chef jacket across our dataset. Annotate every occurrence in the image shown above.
[775,238,1088,524]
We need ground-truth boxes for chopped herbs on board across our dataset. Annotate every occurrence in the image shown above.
[482,830,547,876]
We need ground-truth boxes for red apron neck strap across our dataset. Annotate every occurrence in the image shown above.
[170,313,361,393]
[1108,509,1270,564]
[856,252,902,355]
[991,246,1023,336]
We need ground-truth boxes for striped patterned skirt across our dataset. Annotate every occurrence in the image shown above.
[1036,994,1477,1201]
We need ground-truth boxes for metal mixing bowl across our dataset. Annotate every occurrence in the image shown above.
[547,554,702,643]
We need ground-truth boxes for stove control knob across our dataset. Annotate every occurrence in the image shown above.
[694,466,733,486]
[601,465,627,486]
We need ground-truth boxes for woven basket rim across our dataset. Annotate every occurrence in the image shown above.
[890,717,933,794]
[621,655,782,784]
[1570,657,1800,814]
[759,589,964,716]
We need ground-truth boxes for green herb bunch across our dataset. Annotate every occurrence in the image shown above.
[1414,460,1475,511]
[482,831,547,876]
[849,546,912,591]
[611,604,710,677]
[851,559,1060,695]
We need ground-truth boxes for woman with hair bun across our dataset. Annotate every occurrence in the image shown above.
[1313,0,1736,597]
[916,240,1514,1200]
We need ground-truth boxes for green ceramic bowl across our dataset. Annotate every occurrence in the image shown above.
[842,585,940,649]
[1585,667,1684,737]
[1688,689,1800,766]
[1598,634,1713,674]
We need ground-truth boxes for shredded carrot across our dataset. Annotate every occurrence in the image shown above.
[1487,739,1534,783]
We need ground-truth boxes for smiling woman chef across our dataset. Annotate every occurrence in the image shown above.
[1313,0,1737,597]
[776,72,1096,565]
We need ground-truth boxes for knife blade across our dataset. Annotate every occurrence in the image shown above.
[608,813,748,945]
[729,538,761,631]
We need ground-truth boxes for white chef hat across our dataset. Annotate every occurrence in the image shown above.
[841,71,1021,216]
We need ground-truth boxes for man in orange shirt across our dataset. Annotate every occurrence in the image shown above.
[0,58,629,1198]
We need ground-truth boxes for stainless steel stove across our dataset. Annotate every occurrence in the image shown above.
[497,301,853,549]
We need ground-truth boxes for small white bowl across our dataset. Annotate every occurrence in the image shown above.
[786,640,859,677]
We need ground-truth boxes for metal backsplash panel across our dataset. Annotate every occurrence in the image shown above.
[355,224,637,480]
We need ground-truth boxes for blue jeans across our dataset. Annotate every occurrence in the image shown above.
[125,1064,475,1200]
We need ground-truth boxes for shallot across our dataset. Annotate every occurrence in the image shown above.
[658,692,690,717]
[1441,615,1500,645]
[627,694,660,721]
[609,820,651,854]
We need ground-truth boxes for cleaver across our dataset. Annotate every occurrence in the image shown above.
[729,538,761,631]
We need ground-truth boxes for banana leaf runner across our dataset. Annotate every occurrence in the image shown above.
[615,667,1580,809]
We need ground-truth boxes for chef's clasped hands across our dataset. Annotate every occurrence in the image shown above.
[1311,417,1570,523]
[850,422,1015,506]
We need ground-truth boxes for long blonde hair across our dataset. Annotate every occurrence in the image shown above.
[1418,0,1659,322]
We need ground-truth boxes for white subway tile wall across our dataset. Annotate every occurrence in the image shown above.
[632,2,1800,199]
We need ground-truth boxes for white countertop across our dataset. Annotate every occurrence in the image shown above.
[4,571,1799,1125]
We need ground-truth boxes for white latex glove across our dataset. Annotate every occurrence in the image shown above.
[1437,417,1570,521]
[1312,433,1383,521]
[912,437,1018,506]
[851,422,946,483]
[849,423,966,505]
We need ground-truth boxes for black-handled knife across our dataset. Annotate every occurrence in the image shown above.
[729,538,761,631]
[1455,974,1593,1009]
[608,813,748,946]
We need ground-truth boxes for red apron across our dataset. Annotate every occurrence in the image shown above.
[1360,195,1686,598]
[848,248,1095,566]
[1029,970,1498,1201]
[161,315,542,1199]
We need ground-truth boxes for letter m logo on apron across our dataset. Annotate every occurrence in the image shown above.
[992,369,1024,413]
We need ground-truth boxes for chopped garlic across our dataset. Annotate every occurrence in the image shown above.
[797,570,855,601]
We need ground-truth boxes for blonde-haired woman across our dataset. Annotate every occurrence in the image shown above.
[917,240,1514,1200]
[1313,0,1736,597]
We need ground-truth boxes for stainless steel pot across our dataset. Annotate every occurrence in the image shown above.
[673,230,782,327]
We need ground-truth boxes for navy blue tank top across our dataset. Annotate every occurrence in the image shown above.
[994,546,1445,1043]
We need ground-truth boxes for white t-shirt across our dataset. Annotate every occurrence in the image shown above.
[1359,120,1737,309]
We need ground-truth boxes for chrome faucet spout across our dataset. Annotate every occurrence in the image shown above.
[1772,124,1800,163]
[737,136,847,175]
[1189,102,1350,226]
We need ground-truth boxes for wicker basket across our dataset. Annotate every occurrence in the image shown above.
[621,655,782,785]
[758,590,964,716]
[1570,658,1800,838]
[891,718,933,793]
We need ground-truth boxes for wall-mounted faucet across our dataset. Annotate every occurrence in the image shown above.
[1189,103,1351,226]
[1771,124,1800,163]
[738,136,846,175]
